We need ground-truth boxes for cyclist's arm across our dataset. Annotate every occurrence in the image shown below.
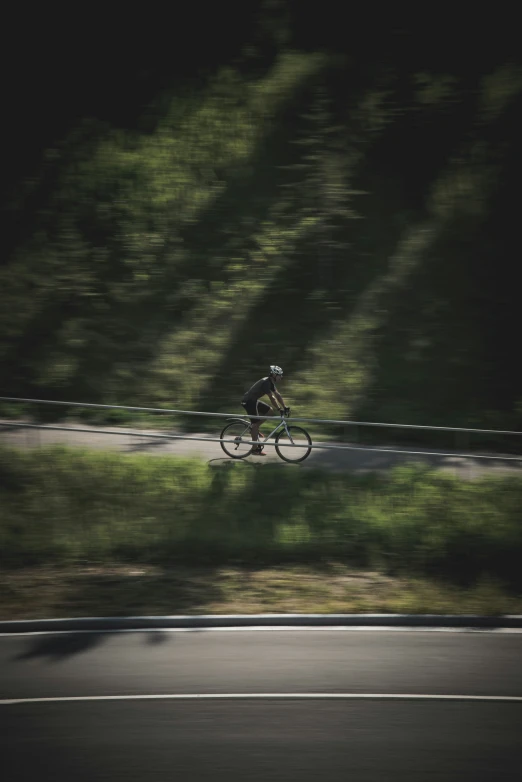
[269,390,286,409]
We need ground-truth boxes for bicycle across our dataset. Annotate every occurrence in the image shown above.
[219,408,312,463]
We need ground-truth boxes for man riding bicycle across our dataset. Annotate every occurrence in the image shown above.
[241,365,289,455]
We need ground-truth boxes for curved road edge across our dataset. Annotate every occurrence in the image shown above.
[1,613,522,634]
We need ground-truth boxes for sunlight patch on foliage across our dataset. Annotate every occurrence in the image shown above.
[289,222,438,420]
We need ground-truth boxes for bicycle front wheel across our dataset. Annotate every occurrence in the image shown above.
[275,426,312,463]
[220,421,254,459]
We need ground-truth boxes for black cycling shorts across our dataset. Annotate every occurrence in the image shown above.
[241,399,271,424]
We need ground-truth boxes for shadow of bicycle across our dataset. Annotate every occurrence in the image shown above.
[207,457,296,469]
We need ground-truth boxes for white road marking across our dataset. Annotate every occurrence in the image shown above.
[2,693,522,706]
[1,626,522,637]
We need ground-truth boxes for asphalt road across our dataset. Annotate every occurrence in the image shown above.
[1,629,522,780]
[1,419,521,477]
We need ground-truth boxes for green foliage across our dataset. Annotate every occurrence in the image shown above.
[1,446,521,590]
[2,39,521,438]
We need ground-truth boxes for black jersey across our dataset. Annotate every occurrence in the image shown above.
[242,376,275,403]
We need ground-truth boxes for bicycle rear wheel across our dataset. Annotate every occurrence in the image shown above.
[275,426,312,463]
[220,421,254,459]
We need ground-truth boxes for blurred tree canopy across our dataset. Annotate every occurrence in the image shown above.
[1,3,521,431]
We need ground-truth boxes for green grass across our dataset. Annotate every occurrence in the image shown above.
[1,445,521,594]
[1,565,520,620]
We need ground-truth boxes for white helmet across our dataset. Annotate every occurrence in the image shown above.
[269,365,283,377]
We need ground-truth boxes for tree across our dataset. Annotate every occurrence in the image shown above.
[278,83,362,292]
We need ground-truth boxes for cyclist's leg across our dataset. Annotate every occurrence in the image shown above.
[252,401,271,452]
[241,400,257,444]
[241,401,261,450]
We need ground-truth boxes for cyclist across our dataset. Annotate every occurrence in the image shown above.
[241,365,289,455]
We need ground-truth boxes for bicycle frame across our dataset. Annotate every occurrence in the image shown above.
[226,414,293,447]
[260,415,292,444]
[221,411,312,462]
